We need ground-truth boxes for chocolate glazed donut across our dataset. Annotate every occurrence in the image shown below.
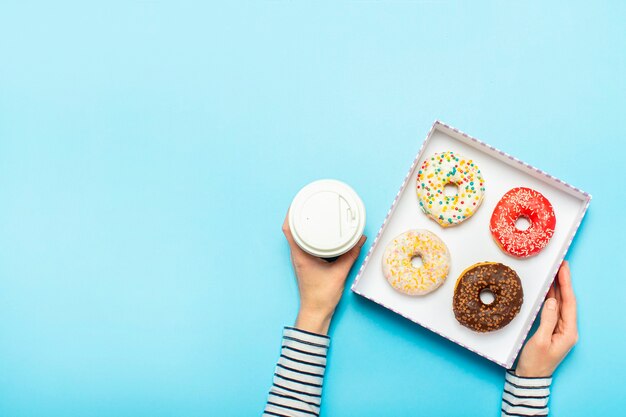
[453,262,523,332]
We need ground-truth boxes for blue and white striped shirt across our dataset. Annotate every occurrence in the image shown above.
[264,327,552,416]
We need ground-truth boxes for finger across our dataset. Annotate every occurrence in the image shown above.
[555,274,562,305]
[282,210,294,244]
[534,298,559,343]
[558,261,577,333]
[282,210,308,257]
[546,281,556,300]
[335,235,368,269]
[554,265,563,322]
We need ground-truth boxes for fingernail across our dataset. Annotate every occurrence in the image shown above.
[546,298,557,311]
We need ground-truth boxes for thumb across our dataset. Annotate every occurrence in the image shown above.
[534,298,559,342]
[335,235,367,269]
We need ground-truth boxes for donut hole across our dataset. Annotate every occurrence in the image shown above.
[410,255,423,269]
[515,215,531,231]
[479,289,495,305]
[443,182,459,197]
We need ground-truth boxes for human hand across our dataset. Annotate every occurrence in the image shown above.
[282,212,367,335]
[515,261,578,377]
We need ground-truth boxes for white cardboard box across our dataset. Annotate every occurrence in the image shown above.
[351,121,591,368]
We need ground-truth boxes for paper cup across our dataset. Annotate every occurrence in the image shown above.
[288,179,366,259]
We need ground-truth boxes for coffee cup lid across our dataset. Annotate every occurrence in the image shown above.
[289,179,366,258]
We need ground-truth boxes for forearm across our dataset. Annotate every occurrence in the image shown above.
[501,370,552,416]
[264,326,330,417]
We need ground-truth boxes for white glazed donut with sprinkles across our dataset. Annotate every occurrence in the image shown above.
[382,229,451,296]
[416,151,486,227]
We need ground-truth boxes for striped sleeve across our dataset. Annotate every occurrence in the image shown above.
[501,369,552,416]
[263,326,330,417]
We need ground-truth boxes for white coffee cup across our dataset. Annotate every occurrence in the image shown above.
[288,179,366,259]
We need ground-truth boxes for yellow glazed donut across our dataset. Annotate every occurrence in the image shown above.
[416,151,486,227]
[382,229,451,295]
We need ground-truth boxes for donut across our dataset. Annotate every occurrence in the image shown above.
[490,187,556,258]
[416,151,486,227]
[452,262,523,332]
[382,229,450,295]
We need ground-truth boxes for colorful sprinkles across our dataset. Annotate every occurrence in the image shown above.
[416,151,486,227]
[382,229,451,296]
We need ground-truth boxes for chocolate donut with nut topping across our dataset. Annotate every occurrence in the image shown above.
[453,262,523,332]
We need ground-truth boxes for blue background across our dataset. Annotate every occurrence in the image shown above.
[0,2,624,416]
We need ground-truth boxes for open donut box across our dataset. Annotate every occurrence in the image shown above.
[351,121,591,368]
